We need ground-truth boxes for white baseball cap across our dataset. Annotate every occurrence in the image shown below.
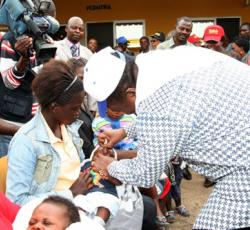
[84,47,126,102]
[84,47,126,117]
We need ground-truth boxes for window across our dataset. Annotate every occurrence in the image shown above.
[192,19,215,37]
[114,20,145,48]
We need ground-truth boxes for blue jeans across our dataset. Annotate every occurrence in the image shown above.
[0,134,12,157]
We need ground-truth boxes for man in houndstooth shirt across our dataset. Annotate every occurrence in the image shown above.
[84,46,250,230]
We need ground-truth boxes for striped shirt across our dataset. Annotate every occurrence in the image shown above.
[0,37,40,118]
[92,114,137,150]
[0,39,37,89]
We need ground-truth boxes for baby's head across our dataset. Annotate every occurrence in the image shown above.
[27,196,80,230]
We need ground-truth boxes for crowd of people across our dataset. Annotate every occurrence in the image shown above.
[0,2,250,229]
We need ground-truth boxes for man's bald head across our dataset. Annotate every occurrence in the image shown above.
[65,16,84,44]
[67,17,84,27]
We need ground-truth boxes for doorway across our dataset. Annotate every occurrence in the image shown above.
[216,17,240,43]
[86,20,145,51]
[86,22,113,50]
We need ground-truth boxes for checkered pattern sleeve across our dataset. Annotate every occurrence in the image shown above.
[109,52,250,229]
[123,121,137,139]
[108,110,192,187]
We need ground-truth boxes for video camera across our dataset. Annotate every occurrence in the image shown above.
[0,0,60,62]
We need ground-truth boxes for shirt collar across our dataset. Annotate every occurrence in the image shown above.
[40,113,68,144]
[168,37,176,48]
[66,38,80,49]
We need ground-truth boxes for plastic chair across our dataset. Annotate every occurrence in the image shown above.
[0,156,8,193]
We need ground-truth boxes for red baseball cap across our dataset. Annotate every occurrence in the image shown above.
[203,25,225,42]
[188,34,202,43]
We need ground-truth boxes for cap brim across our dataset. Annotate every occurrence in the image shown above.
[150,36,160,40]
[204,36,221,42]
[97,100,107,118]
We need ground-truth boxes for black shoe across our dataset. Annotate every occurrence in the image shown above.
[183,166,192,180]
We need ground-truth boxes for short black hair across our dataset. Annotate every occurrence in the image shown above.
[40,196,80,225]
[176,16,192,26]
[107,60,137,104]
[32,59,83,108]
[88,37,98,42]
[140,36,149,43]
[234,37,249,53]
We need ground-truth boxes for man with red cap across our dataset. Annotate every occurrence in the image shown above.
[203,24,228,53]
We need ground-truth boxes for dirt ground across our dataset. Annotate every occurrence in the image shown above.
[167,171,213,230]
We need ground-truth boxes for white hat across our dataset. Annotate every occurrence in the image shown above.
[84,47,126,102]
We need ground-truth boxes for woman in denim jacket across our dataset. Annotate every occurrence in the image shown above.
[6,59,93,206]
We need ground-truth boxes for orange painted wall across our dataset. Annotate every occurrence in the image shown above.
[53,0,250,36]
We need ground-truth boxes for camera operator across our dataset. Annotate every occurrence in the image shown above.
[0,0,56,157]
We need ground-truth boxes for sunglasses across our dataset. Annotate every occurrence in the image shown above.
[151,39,158,43]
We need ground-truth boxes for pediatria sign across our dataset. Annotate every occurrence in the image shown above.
[86,4,111,11]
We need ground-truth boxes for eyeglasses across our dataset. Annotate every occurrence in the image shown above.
[151,39,158,43]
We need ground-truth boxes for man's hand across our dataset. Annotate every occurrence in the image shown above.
[92,151,115,169]
[70,171,93,197]
[91,152,122,184]
[92,153,122,185]
[98,128,126,149]
[15,36,33,57]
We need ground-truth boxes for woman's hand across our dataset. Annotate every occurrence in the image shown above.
[70,171,93,197]
[98,128,126,148]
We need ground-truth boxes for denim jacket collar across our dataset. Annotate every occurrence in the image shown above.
[33,110,83,143]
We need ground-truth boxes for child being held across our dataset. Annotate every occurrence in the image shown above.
[13,195,105,230]
[74,146,120,227]
[94,105,171,227]
[92,107,137,150]
[27,196,80,230]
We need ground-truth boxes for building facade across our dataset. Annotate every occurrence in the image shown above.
[52,0,250,48]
